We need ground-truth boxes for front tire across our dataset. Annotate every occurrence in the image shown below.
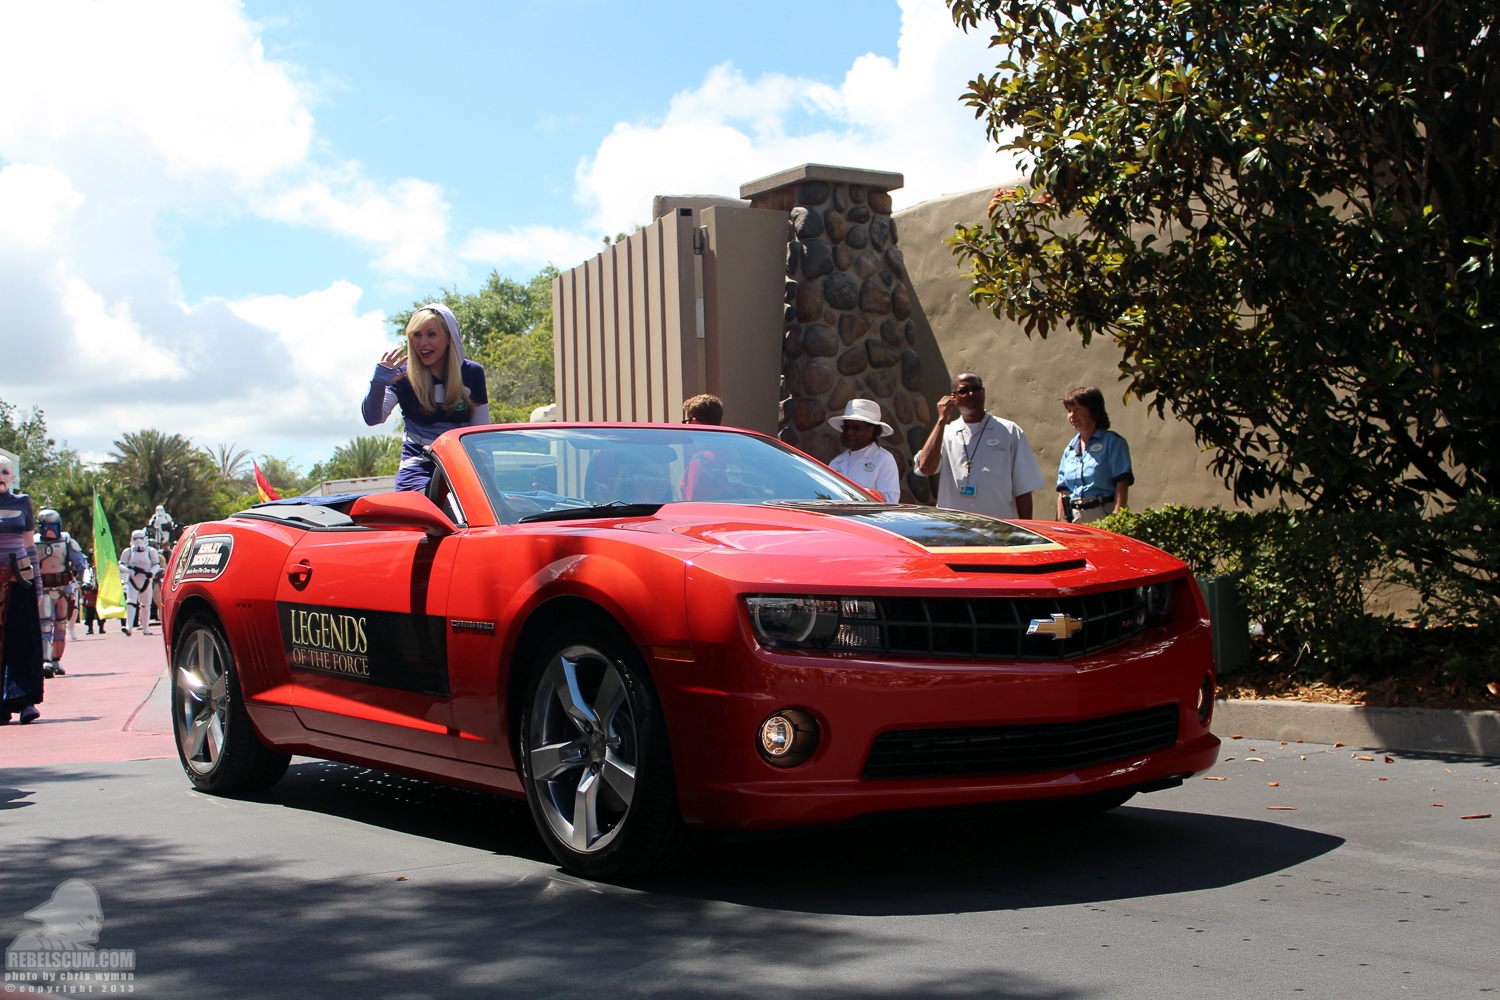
[172,614,289,794]
[519,621,685,879]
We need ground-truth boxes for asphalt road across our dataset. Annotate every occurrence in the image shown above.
[3,726,1495,1000]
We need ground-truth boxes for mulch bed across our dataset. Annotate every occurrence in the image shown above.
[1218,638,1500,711]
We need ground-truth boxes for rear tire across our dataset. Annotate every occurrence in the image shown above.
[519,618,686,879]
[172,614,290,795]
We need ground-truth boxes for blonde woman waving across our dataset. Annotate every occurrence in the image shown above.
[362,304,490,492]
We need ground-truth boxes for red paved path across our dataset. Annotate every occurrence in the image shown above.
[0,624,175,767]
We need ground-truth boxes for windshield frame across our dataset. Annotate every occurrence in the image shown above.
[455,422,880,525]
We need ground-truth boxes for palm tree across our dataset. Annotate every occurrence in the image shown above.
[331,436,398,478]
[209,443,251,480]
[109,430,220,527]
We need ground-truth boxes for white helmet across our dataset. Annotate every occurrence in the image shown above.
[0,456,15,494]
[131,529,148,551]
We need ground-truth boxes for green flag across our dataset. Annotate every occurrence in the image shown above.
[92,492,126,620]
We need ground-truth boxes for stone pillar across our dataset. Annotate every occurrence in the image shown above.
[740,164,931,503]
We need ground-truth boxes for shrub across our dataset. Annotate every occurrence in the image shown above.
[1097,502,1499,681]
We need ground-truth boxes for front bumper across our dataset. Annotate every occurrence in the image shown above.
[653,617,1219,830]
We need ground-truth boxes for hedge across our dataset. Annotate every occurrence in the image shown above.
[1096,498,1499,680]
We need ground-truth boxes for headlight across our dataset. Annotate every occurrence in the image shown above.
[1136,582,1175,627]
[744,596,840,647]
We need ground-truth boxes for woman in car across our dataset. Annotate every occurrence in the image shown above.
[363,303,490,492]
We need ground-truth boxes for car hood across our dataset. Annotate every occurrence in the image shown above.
[610,502,1186,594]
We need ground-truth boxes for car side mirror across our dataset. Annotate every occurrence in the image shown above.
[349,492,456,537]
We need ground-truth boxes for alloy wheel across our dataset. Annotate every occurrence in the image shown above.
[527,644,639,853]
[176,628,229,774]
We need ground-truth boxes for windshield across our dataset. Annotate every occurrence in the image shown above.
[462,427,874,524]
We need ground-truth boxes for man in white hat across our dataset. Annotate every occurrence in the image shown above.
[827,399,901,503]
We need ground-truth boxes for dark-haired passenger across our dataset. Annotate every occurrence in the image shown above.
[680,394,728,500]
[1055,386,1133,523]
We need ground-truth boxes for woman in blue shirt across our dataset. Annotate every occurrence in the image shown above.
[1055,386,1133,523]
[362,303,489,493]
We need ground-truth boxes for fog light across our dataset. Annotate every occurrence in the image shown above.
[756,707,820,767]
[760,716,795,757]
[1198,673,1215,724]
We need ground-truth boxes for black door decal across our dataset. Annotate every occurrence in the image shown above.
[278,602,449,696]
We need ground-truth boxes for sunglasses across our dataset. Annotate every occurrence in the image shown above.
[953,386,983,396]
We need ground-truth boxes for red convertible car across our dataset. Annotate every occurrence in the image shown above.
[162,423,1219,877]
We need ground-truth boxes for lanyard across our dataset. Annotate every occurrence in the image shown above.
[960,415,992,483]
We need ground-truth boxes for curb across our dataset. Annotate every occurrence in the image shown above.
[1212,699,1500,758]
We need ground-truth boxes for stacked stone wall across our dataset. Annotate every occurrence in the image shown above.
[751,180,931,503]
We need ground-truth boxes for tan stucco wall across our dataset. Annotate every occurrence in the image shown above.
[895,185,1240,519]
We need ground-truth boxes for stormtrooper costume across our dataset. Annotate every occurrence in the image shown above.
[119,529,162,636]
[0,457,44,724]
[35,509,88,678]
[146,506,174,624]
[147,504,175,549]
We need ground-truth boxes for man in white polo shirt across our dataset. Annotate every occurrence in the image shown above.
[915,372,1045,519]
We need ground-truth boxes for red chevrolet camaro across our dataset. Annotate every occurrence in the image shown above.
[162,423,1219,877]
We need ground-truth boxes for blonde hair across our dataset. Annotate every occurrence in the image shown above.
[404,308,471,416]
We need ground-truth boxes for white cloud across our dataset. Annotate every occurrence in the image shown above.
[0,164,84,249]
[62,276,188,382]
[0,0,453,464]
[458,224,605,272]
[0,0,453,280]
[575,0,1014,233]
[0,0,1018,467]
[260,173,453,277]
[0,1,313,186]
[223,281,393,439]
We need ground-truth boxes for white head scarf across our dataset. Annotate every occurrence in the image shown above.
[416,303,466,367]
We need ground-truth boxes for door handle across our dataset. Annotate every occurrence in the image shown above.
[288,560,312,591]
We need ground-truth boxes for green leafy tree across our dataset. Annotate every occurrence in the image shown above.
[391,265,558,417]
[33,468,135,560]
[251,455,308,498]
[0,398,77,485]
[946,0,1499,510]
[307,435,399,483]
[108,430,221,528]
[483,326,555,423]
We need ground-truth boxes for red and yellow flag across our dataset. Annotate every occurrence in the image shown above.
[253,461,281,503]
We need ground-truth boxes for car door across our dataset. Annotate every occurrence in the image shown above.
[274,523,458,758]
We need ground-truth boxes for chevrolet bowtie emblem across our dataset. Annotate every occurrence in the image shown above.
[1027,613,1083,640]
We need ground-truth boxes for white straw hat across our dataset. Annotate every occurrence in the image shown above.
[827,398,894,437]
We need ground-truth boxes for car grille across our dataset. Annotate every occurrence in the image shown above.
[838,588,1151,661]
[862,704,1181,780]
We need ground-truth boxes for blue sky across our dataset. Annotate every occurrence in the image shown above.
[174,1,903,313]
[0,0,1006,469]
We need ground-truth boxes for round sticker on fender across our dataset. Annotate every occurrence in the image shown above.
[177,533,234,585]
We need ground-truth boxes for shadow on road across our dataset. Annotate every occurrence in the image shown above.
[0,787,34,810]
[260,762,1344,917]
[1,831,1085,1000]
[0,760,1353,999]
[262,759,551,862]
[644,804,1344,915]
